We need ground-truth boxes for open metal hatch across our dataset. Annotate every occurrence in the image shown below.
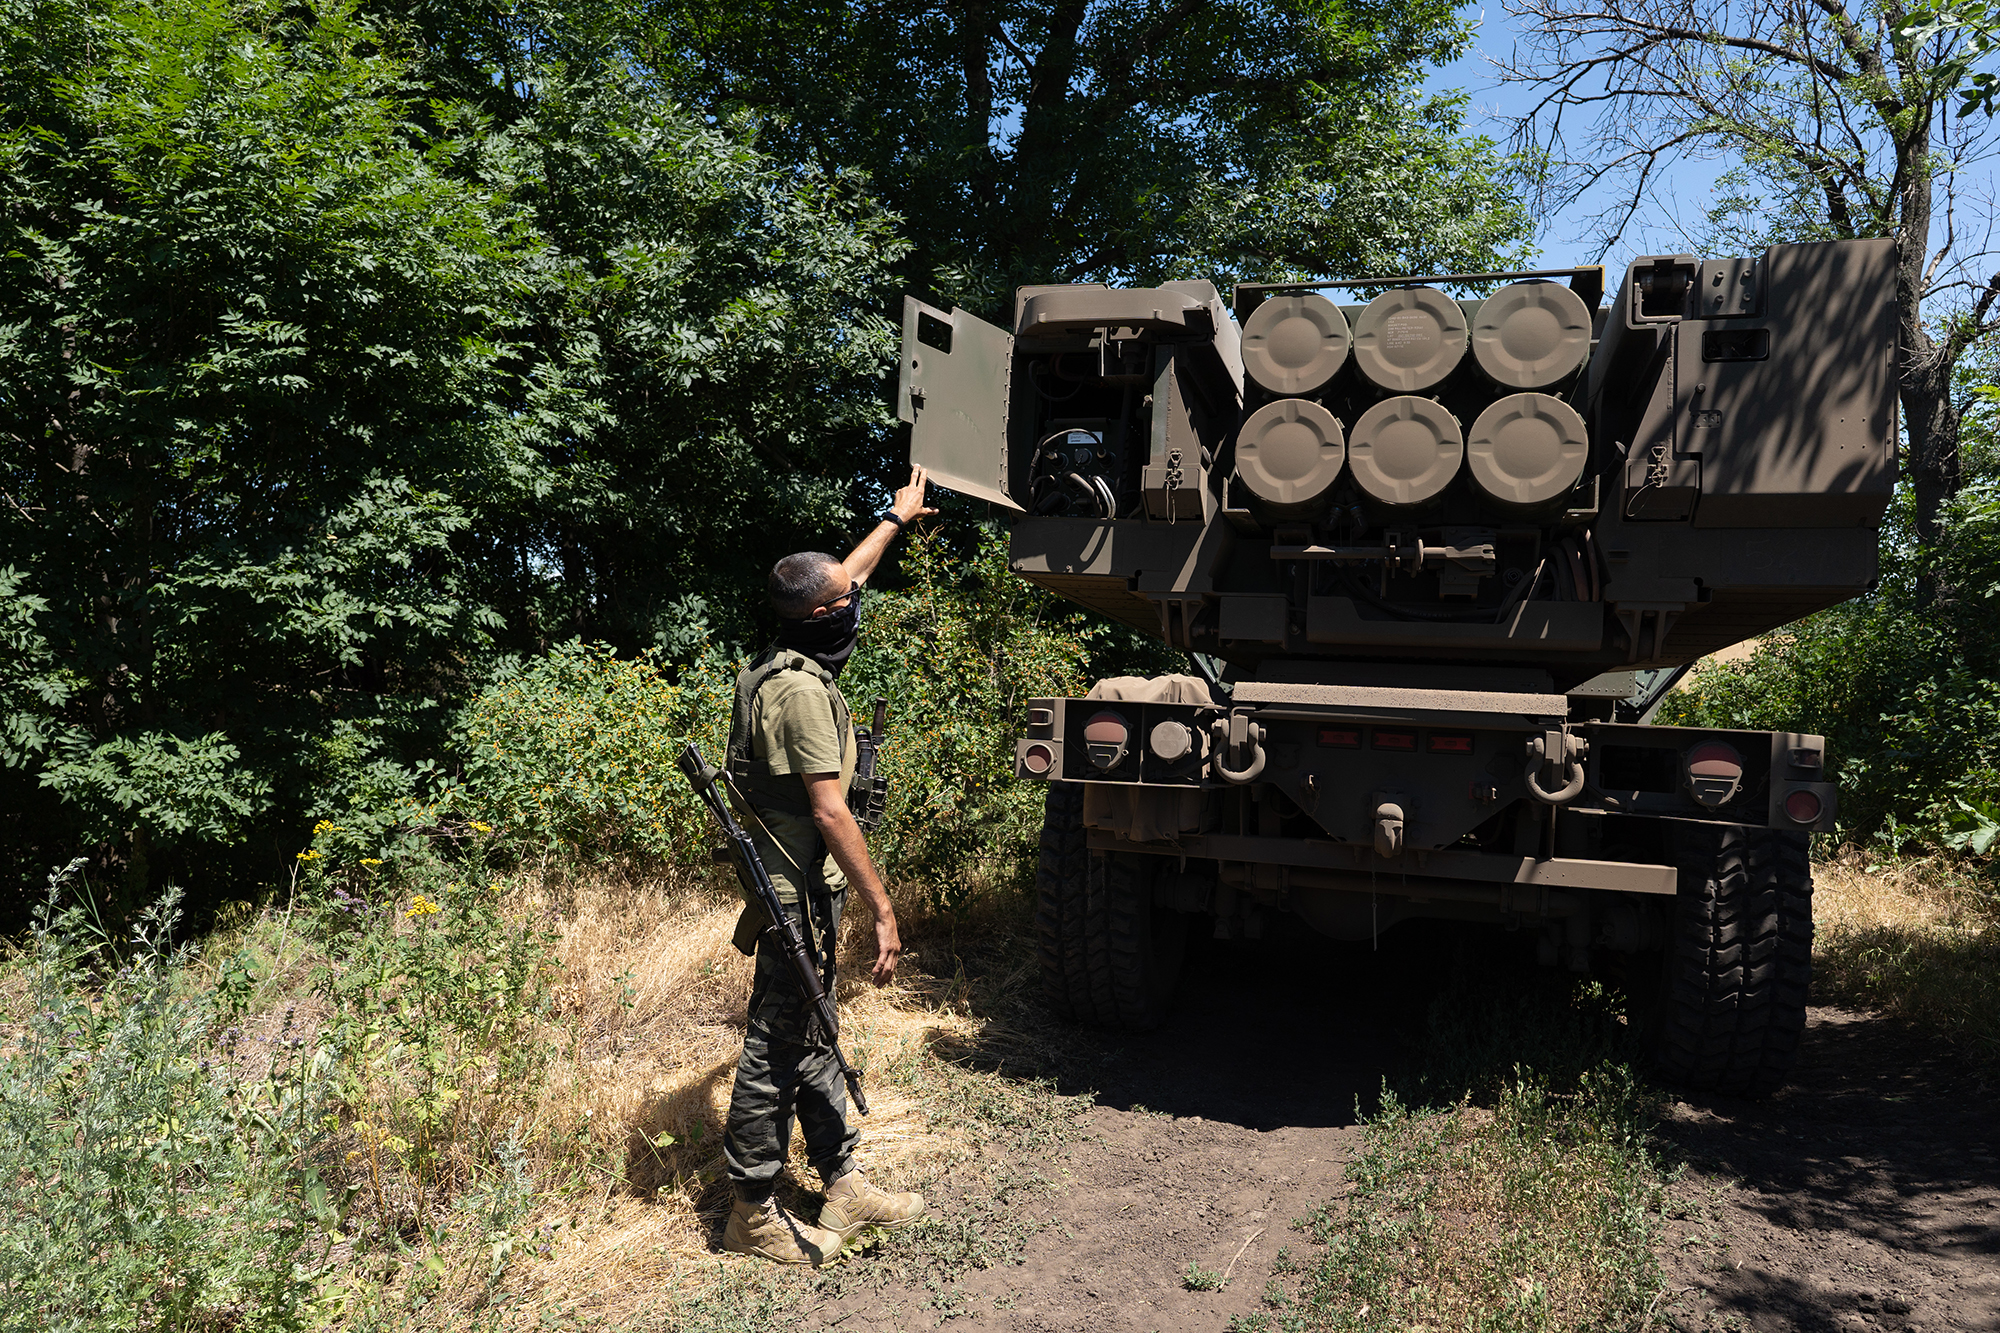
[898,296,1022,512]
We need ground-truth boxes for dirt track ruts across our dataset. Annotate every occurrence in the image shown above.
[808,926,2000,1332]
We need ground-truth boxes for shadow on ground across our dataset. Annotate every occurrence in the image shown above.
[855,911,2000,1332]
[1041,918,1546,1130]
[1658,1008,2000,1332]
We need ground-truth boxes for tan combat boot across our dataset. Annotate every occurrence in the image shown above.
[722,1196,846,1265]
[818,1168,926,1240]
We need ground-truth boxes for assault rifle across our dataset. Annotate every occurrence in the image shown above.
[849,697,889,831]
[676,741,868,1115]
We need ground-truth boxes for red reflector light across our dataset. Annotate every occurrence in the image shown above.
[1372,730,1416,751]
[1317,728,1360,748]
[1022,743,1055,776]
[1082,711,1128,744]
[1429,734,1474,753]
[1783,789,1823,824]
[1686,741,1743,779]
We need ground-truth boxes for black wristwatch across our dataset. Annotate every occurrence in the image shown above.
[877,511,906,531]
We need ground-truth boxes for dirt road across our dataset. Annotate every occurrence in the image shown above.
[1658,1007,2000,1332]
[809,927,1999,1332]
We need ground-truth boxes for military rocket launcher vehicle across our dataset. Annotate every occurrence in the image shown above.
[898,239,1896,1096]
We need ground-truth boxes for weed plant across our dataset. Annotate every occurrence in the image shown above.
[307,865,562,1230]
[1184,1260,1229,1291]
[0,865,332,1331]
[1286,969,1668,1333]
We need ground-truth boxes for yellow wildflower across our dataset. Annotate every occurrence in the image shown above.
[295,849,322,862]
[405,895,440,918]
[469,820,493,834]
[312,820,342,836]
[489,882,503,893]
[360,858,382,867]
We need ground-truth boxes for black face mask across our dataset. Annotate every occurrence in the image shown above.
[775,583,863,677]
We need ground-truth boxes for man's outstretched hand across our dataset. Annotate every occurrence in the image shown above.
[892,464,940,525]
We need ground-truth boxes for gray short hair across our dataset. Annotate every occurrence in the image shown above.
[769,552,844,618]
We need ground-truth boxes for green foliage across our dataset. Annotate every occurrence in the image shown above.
[0,865,331,1330]
[0,0,903,911]
[1901,0,2000,117]
[306,865,561,1231]
[644,0,1533,319]
[1657,482,2000,849]
[1184,1260,1229,1291]
[452,640,734,866]
[844,528,1099,908]
[388,532,1123,910]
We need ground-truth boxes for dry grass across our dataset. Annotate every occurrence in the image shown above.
[0,855,1082,1331]
[273,865,1084,1330]
[1288,1069,1667,1333]
[1812,850,2000,1074]
[488,873,996,1323]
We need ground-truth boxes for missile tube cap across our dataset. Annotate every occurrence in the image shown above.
[1347,395,1463,508]
[1235,398,1348,517]
[1241,292,1351,395]
[1351,287,1467,392]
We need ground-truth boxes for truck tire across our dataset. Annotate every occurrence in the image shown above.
[1650,824,1814,1097]
[1033,786,1187,1029]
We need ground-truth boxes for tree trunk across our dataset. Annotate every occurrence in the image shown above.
[1894,144,1959,549]
[1900,337,1961,550]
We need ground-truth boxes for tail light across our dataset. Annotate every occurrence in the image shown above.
[1685,741,1743,808]
[1783,789,1823,825]
[1022,743,1056,776]
[1083,711,1131,770]
[1372,730,1416,751]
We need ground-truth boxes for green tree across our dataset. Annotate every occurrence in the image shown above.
[1496,0,2000,548]
[640,0,1535,321]
[0,0,902,910]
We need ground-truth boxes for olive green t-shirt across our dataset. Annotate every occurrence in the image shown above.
[741,665,855,906]
[751,670,848,779]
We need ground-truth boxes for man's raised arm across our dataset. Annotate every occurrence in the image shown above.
[842,464,937,588]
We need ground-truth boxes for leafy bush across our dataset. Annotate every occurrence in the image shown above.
[451,641,734,867]
[0,866,331,1331]
[1658,482,2000,850]
[844,529,1103,907]
[344,530,1139,910]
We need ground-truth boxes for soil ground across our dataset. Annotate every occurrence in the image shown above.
[802,923,2000,1333]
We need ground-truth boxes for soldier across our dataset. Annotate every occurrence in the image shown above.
[720,465,939,1265]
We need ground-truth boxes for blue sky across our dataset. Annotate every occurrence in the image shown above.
[1423,5,1732,274]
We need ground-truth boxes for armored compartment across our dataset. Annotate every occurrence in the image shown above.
[898,241,1897,1097]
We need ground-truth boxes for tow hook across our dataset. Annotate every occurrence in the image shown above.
[1525,728,1588,805]
[1209,709,1267,784]
[1373,801,1405,857]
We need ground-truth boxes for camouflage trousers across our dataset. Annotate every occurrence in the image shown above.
[723,889,859,1202]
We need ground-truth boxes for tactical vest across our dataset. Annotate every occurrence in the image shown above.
[724,647,852,817]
